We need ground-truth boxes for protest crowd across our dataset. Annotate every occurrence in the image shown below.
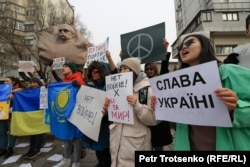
[0,14,249,167]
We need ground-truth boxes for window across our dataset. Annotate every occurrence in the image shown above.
[25,24,34,31]
[202,12,212,22]
[27,7,36,16]
[0,18,5,27]
[11,4,25,14]
[25,39,34,45]
[177,0,181,7]
[216,46,234,55]
[222,12,238,21]
[16,21,24,31]
[0,3,6,10]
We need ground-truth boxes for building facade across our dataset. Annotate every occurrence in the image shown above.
[0,0,74,81]
[172,0,250,61]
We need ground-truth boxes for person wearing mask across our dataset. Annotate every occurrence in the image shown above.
[144,38,173,151]
[174,33,250,150]
[83,61,112,167]
[53,61,85,167]
[0,77,24,159]
[21,77,45,159]
[108,57,157,167]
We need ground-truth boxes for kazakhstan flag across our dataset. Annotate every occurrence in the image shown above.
[11,88,50,136]
[47,82,83,140]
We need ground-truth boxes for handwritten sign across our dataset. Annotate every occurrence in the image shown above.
[84,37,109,68]
[149,61,232,127]
[68,86,105,141]
[18,61,34,72]
[52,57,65,70]
[105,72,134,124]
[233,43,250,68]
[40,86,48,109]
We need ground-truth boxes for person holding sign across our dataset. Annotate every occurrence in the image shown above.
[83,61,111,167]
[144,38,173,151]
[0,77,24,159]
[109,57,157,167]
[174,33,250,150]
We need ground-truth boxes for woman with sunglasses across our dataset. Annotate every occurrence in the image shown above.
[83,61,112,167]
[174,33,250,150]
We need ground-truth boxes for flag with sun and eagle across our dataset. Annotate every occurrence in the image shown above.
[46,82,83,140]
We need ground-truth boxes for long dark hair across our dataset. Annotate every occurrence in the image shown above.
[177,34,221,69]
[6,76,25,89]
[87,61,109,84]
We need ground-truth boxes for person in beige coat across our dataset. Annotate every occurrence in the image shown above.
[109,57,157,167]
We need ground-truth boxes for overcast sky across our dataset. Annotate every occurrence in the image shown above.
[68,0,177,64]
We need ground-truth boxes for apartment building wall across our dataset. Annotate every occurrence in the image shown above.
[172,0,250,60]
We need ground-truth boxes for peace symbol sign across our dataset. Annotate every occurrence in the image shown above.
[127,33,154,60]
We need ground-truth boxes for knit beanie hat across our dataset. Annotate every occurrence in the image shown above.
[64,62,77,72]
[29,77,43,86]
[121,57,141,76]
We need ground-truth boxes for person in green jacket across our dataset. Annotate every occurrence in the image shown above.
[174,33,250,150]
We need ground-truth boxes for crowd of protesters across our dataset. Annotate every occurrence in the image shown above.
[0,14,249,167]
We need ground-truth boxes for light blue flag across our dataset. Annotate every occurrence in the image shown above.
[46,82,83,140]
[0,84,12,101]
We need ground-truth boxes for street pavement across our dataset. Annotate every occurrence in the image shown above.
[0,129,175,167]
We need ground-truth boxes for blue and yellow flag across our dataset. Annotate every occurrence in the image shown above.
[0,84,12,120]
[11,88,50,136]
[46,82,83,140]
[0,84,12,101]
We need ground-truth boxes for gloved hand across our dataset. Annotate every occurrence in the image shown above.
[72,80,80,87]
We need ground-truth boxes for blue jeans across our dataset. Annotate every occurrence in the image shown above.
[64,138,82,163]
[0,120,16,149]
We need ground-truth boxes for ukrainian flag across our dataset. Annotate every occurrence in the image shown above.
[10,88,50,136]
[0,84,12,120]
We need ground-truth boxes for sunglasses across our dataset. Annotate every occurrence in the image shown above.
[59,29,69,33]
[92,69,100,74]
[177,38,195,51]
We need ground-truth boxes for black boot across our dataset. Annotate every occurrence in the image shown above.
[0,148,6,156]
[4,148,13,159]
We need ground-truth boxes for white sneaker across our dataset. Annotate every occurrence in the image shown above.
[53,158,71,167]
[72,162,80,167]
